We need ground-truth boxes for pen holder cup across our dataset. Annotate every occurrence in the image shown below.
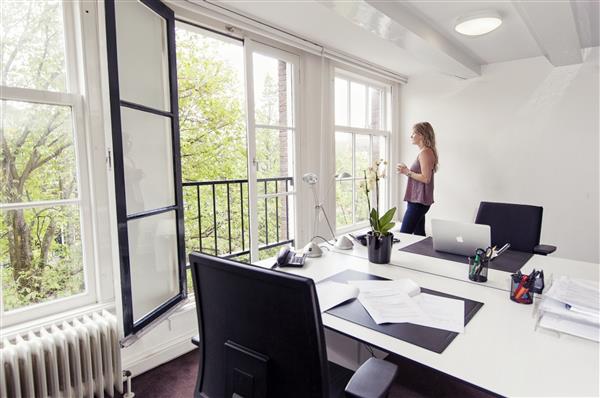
[468,257,488,282]
[510,279,534,304]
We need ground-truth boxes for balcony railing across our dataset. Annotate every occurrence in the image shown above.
[182,176,294,261]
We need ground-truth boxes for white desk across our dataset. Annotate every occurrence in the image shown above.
[332,233,600,292]
[257,248,599,397]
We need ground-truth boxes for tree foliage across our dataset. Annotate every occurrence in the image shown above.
[1,0,83,311]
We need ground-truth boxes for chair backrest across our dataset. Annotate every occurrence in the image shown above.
[189,252,330,398]
[474,201,543,253]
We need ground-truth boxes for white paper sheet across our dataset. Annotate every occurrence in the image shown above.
[348,279,421,297]
[545,276,599,313]
[348,279,465,333]
[539,312,600,342]
[356,289,425,325]
[315,281,359,312]
[412,293,465,333]
[539,297,600,326]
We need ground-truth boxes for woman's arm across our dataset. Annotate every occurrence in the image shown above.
[403,149,435,184]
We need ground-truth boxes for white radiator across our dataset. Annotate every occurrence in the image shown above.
[0,310,123,398]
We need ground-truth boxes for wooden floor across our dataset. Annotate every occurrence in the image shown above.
[122,349,495,397]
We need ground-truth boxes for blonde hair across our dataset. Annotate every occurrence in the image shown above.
[413,122,439,172]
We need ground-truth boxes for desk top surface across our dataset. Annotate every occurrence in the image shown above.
[256,236,599,397]
[336,233,599,292]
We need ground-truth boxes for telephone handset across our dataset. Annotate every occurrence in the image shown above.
[273,247,307,268]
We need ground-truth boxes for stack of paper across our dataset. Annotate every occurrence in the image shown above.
[348,279,465,333]
[537,276,600,342]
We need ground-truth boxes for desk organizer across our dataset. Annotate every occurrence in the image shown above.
[510,277,534,304]
[468,256,488,282]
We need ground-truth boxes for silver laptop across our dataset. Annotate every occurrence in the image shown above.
[431,219,491,256]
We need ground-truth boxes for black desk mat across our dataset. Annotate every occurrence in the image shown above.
[398,237,533,273]
[324,270,484,354]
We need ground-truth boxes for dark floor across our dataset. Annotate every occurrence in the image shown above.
[125,349,495,398]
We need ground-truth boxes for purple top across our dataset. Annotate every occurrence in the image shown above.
[404,155,435,205]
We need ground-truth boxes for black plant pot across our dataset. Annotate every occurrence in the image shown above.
[366,232,394,264]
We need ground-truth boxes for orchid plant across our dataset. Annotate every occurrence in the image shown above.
[362,159,396,238]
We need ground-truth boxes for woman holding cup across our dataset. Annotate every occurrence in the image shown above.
[396,122,439,236]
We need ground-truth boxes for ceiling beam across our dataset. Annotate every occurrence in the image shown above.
[512,0,582,66]
[344,0,482,78]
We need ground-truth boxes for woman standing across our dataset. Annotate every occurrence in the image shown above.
[396,122,439,236]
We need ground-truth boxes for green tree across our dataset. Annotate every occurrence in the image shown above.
[1,0,83,310]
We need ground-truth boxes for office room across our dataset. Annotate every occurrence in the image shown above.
[1,0,598,397]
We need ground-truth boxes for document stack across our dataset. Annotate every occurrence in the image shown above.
[536,276,600,342]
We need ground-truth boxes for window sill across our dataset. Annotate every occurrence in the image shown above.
[0,301,115,341]
[336,222,370,236]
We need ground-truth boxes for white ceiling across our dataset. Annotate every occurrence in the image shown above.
[403,1,542,65]
[210,0,600,78]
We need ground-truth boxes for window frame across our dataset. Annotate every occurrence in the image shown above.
[104,0,187,337]
[0,1,98,326]
[334,69,392,234]
[244,39,300,262]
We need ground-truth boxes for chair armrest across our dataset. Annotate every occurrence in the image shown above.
[191,335,200,347]
[345,358,398,398]
[534,244,556,255]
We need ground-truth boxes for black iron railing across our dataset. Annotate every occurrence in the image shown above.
[182,176,294,260]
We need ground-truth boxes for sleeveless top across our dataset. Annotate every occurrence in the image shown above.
[404,153,435,206]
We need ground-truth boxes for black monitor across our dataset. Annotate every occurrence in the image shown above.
[189,252,330,397]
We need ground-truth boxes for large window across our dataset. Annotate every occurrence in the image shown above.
[176,24,298,274]
[334,72,391,232]
[1,0,96,325]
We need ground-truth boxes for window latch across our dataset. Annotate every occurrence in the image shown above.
[106,148,112,171]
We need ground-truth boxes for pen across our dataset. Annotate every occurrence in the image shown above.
[514,275,529,300]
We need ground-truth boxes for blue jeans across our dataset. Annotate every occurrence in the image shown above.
[400,202,431,236]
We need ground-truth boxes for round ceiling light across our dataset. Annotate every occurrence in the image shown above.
[455,11,502,36]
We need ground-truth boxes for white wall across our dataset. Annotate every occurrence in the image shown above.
[399,48,600,263]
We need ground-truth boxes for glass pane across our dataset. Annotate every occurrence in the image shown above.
[373,135,385,161]
[350,82,366,128]
[355,180,369,223]
[115,0,170,112]
[176,25,248,183]
[121,107,175,215]
[368,87,383,130]
[335,132,352,179]
[253,52,294,127]
[128,211,179,323]
[258,245,285,261]
[1,101,77,203]
[186,267,193,296]
[335,77,348,126]
[1,0,67,91]
[256,194,293,248]
[373,136,387,211]
[1,205,84,311]
[355,134,371,179]
[255,128,293,189]
[336,180,353,228]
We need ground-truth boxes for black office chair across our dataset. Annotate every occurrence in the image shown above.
[189,252,398,398]
[474,201,556,255]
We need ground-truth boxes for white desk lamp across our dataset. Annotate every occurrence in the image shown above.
[302,172,353,257]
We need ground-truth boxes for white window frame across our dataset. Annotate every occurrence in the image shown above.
[334,69,392,235]
[244,39,300,262]
[0,1,98,327]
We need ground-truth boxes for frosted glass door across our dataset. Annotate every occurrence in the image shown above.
[105,0,185,337]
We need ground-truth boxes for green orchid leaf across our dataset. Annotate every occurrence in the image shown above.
[378,207,396,227]
[380,222,395,235]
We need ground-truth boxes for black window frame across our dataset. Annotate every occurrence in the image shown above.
[104,0,187,337]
